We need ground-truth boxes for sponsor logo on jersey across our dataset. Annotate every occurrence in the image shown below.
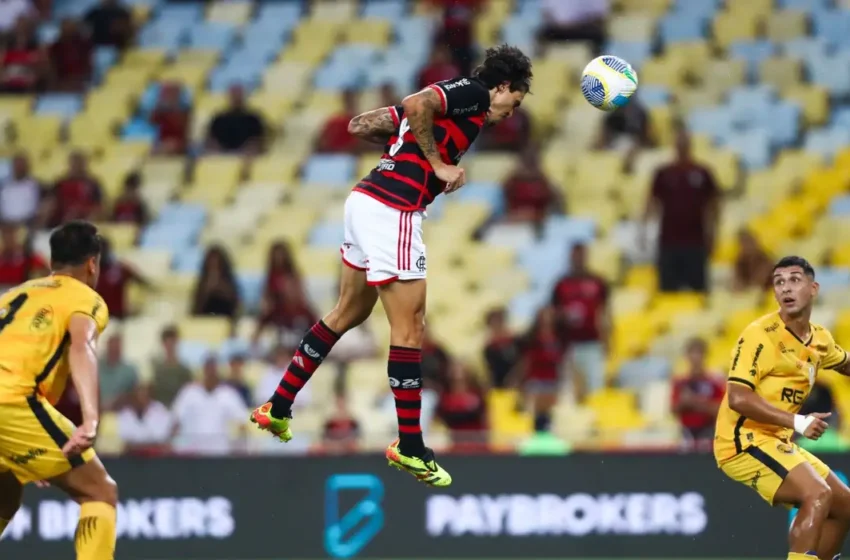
[30,307,53,332]
[764,322,779,333]
[452,105,479,116]
[443,78,470,90]
[9,448,46,465]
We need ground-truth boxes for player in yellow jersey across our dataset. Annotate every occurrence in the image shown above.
[0,221,116,560]
[715,256,850,560]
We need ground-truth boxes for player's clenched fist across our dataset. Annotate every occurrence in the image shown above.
[803,412,831,440]
[435,164,466,193]
[62,420,98,457]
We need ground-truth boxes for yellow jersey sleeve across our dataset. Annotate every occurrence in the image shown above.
[68,289,109,334]
[822,331,848,370]
[728,325,774,390]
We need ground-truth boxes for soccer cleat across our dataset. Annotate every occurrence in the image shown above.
[250,402,292,442]
[385,439,452,487]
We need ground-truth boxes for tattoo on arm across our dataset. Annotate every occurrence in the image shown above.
[402,88,443,166]
[347,107,396,144]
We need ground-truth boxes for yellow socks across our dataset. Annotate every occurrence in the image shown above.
[788,553,819,560]
[75,502,116,560]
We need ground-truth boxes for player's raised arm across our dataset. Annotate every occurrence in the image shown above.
[347,107,399,144]
[401,88,464,188]
[64,313,101,456]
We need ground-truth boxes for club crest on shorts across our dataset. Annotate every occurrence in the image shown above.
[776,442,795,454]
[416,254,426,272]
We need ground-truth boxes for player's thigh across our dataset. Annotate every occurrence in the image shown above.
[720,441,811,506]
[378,280,427,335]
[50,454,117,506]
[0,400,96,486]
[774,446,831,509]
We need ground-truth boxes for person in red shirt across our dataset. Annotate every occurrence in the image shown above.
[321,394,361,454]
[49,18,93,92]
[150,81,189,155]
[551,244,610,399]
[517,305,566,433]
[0,17,48,93]
[437,360,487,449]
[642,128,720,293]
[416,44,460,91]
[315,89,360,154]
[0,224,47,289]
[111,171,149,227]
[50,151,104,226]
[253,241,315,344]
[483,307,519,389]
[671,337,725,452]
[96,237,153,319]
[503,146,560,226]
[429,0,482,74]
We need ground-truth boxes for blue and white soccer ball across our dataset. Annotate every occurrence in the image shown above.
[581,55,639,112]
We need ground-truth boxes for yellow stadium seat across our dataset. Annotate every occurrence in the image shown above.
[639,56,686,88]
[191,155,243,190]
[206,0,252,25]
[611,287,650,316]
[173,49,221,67]
[294,247,341,278]
[544,43,595,73]
[713,12,759,49]
[439,202,491,238]
[745,168,795,205]
[157,65,208,93]
[105,66,155,90]
[179,317,231,345]
[675,88,723,112]
[570,200,619,234]
[143,157,186,184]
[666,41,712,75]
[587,389,646,432]
[14,115,62,156]
[104,140,151,162]
[248,91,296,123]
[252,206,318,247]
[303,91,344,115]
[726,0,773,17]
[91,157,136,199]
[765,10,807,42]
[625,264,657,294]
[696,149,739,191]
[181,184,234,208]
[465,153,518,183]
[488,390,533,441]
[775,149,824,183]
[801,168,850,208]
[648,106,675,146]
[68,115,115,153]
[0,96,32,119]
[615,0,671,14]
[759,57,802,90]
[341,18,391,45]
[473,14,501,46]
[699,59,747,92]
[784,85,829,127]
[609,14,656,41]
[123,48,168,68]
[780,236,829,266]
[586,241,622,282]
[95,222,138,250]
[310,0,357,20]
[458,244,515,273]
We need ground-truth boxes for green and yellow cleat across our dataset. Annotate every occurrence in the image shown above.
[385,439,452,487]
[250,402,293,442]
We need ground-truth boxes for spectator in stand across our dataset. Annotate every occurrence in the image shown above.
[642,128,719,293]
[422,325,451,392]
[429,0,481,74]
[150,81,190,155]
[225,353,251,407]
[478,106,531,152]
[597,95,650,172]
[99,333,138,411]
[321,394,361,454]
[84,0,132,49]
[207,83,265,155]
[671,338,724,451]
[483,307,519,389]
[315,89,361,154]
[502,146,561,227]
[0,153,46,226]
[516,306,566,434]
[437,360,487,448]
[732,228,773,292]
[416,44,460,91]
[192,245,240,327]
[117,383,173,454]
[110,171,149,226]
[538,0,609,55]
[551,244,610,399]
[253,344,312,409]
[0,17,48,93]
[96,237,153,320]
[253,241,314,345]
[50,18,92,92]
[0,224,46,289]
[150,325,194,407]
[50,151,104,226]
[172,356,247,456]
[0,0,34,33]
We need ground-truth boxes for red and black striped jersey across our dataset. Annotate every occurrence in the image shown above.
[354,77,491,211]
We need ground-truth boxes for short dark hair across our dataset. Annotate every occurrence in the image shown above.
[773,256,815,279]
[49,220,103,268]
[161,325,179,341]
[473,44,533,93]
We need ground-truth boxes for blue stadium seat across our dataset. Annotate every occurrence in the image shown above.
[508,289,552,326]
[138,22,188,51]
[93,47,118,83]
[236,274,264,314]
[0,159,11,182]
[217,337,252,364]
[728,85,775,128]
[140,223,198,250]
[672,0,722,18]
[815,268,850,292]
[687,106,735,142]
[765,102,801,148]
[208,64,262,92]
[178,340,212,369]
[156,3,204,24]
[619,357,671,388]
[362,0,407,19]
[188,23,236,50]
[502,17,538,55]
[782,37,829,64]
[395,17,436,58]
[659,14,706,44]
[722,129,772,170]
[427,193,446,220]
[831,106,850,129]
[804,127,850,160]
[606,41,652,69]
[543,216,596,245]
[779,0,830,9]
[634,86,670,108]
[516,0,544,26]
[829,195,850,215]
[53,0,97,18]
[172,246,205,273]
[256,3,303,31]
[308,222,345,248]
[483,223,536,251]
[158,202,207,231]
[813,10,850,48]
[454,182,506,215]
[807,55,850,96]
[35,94,83,120]
[314,63,364,91]
[121,118,159,142]
[302,155,357,184]
[366,53,420,92]
[729,41,776,80]
[234,36,285,64]
[37,22,59,45]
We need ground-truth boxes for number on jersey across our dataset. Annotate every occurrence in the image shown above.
[389,117,410,157]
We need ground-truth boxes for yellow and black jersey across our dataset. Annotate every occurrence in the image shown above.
[714,310,847,463]
[0,275,108,405]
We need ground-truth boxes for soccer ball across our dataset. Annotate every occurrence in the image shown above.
[581,55,639,112]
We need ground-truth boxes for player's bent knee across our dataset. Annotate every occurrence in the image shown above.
[804,481,833,510]
[390,311,425,348]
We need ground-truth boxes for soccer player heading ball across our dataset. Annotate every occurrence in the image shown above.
[252,45,533,486]
[715,256,850,560]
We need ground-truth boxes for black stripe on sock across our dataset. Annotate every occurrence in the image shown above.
[398,417,421,427]
[26,396,84,468]
[288,365,311,383]
[394,399,422,409]
[279,380,299,396]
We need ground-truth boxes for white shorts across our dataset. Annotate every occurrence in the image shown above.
[340,191,427,286]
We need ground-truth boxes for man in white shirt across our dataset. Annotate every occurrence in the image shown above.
[117,384,173,450]
[0,153,43,225]
[540,0,609,54]
[172,356,247,456]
